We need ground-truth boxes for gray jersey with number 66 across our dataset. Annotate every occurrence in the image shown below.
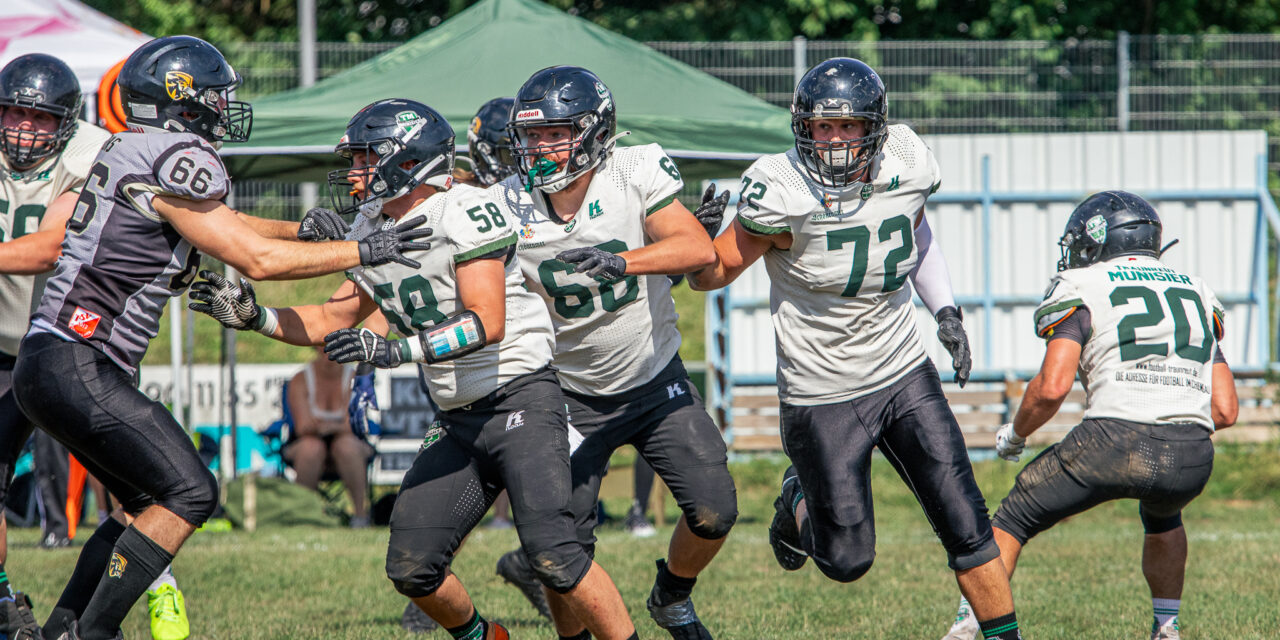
[737,124,943,406]
[345,183,554,410]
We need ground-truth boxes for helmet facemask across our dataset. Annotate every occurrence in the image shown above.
[509,111,612,194]
[792,114,886,188]
[162,77,252,144]
[0,100,79,168]
[328,135,453,218]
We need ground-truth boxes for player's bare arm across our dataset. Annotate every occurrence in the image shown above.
[688,218,789,290]
[455,256,507,344]
[0,188,76,274]
[234,211,302,240]
[1012,337,1082,438]
[153,195,430,280]
[610,199,715,275]
[1211,361,1238,429]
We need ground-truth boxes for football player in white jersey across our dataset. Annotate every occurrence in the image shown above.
[940,191,1237,640]
[486,66,737,640]
[0,51,111,640]
[190,98,639,640]
[15,37,429,640]
[689,58,1024,640]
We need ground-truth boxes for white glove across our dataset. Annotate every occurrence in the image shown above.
[995,423,1026,462]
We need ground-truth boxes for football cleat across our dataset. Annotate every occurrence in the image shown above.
[484,621,510,640]
[940,601,979,640]
[495,550,552,620]
[147,583,190,640]
[625,503,657,538]
[769,466,808,571]
[646,569,713,640]
[1152,618,1180,640]
[399,601,438,634]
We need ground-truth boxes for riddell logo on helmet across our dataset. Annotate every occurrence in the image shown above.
[68,307,101,339]
[515,109,544,121]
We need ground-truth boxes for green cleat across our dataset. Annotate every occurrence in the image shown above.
[147,584,190,640]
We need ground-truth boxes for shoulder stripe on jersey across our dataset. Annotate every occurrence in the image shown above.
[454,233,517,264]
[1034,297,1084,337]
[1038,306,1078,338]
[1212,308,1225,340]
[645,194,676,216]
[736,213,790,235]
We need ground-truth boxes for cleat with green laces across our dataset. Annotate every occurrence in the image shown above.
[147,583,190,640]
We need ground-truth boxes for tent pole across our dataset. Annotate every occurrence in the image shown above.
[299,0,316,89]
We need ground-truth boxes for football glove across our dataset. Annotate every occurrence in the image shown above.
[995,423,1026,462]
[297,207,350,242]
[188,270,262,330]
[348,365,381,439]
[935,306,972,387]
[324,328,404,369]
[557,246,627,282]
[358,215,434,269]
[692,184,731,239]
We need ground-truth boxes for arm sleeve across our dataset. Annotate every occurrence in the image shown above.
[908,212,956,315]
[640,145,684,215]
[449,189,517,264]
[735,160,791,236]
[1033,275,1086,339]
[152,140,230,201]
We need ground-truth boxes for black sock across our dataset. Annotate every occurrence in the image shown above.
[445,609,487,640]
[651,558,697,607]
[625,633,638,640]
[559,631,591,640]
[45,517,127,636]
[78,526,173,640]
[0,561,13,599]
[979,612,1022,640]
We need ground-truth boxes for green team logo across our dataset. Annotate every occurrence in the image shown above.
[886,175,900,191]
[395,110,424,134]
[860,183,873,200]
[563,217,577,233]
[420,422,444,452]
[1086,214,1107,244]
[587,200,604,219]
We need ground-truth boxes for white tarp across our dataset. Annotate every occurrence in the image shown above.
[0,0,146,93]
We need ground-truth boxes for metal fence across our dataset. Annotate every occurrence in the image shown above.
[223,34,1280,214]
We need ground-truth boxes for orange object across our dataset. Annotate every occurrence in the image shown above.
[65,455,88,540]
[97,58,129,134]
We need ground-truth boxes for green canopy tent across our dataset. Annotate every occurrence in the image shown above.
[221,0,794,181]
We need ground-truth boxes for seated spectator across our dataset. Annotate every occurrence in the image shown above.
[284,347,374,527]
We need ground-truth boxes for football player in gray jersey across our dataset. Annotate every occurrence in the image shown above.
[941,192,1238,640]
[12,37,428,640]
[190,98,639,640]
[689,58,1023,640]
[490,66,737,640]
[0,51,110,640]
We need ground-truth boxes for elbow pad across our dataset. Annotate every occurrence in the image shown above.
[400,310,488,364]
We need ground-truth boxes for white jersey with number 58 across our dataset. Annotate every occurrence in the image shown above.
[738,124,942,405]
[346,183,554,410]
[489,144,685,396]
[1034,255,1223,430]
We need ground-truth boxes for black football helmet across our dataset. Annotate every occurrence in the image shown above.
[117,36,251,144]
[507,66,617,193]
[1058,190,1163,271]
[328,99,455,217]
[0,53,82,168]
[791,58,888,188]
[467,97,516,186]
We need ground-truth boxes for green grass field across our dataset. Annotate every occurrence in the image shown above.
[11,445,1279,639]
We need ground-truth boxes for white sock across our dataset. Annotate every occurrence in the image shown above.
[955,596,974,622]
[148,564,178,592]
[1153,598,1180,628]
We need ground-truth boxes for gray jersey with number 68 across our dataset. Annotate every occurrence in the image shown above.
[1035,255,1223,430]
[346,183,554,410]
[29,131,222,376]
[737,125,942,405]
[490,144,685,396]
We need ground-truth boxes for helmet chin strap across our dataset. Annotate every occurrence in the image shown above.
[1159,239,1179,256]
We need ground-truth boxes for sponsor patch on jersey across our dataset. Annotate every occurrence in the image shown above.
[518,224,535,239]
[68,306,101,339]
[515,108,544,122]
[164,71,194,100]
[1086,214,1107,244]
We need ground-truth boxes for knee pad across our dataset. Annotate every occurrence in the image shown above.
[161,468,218,526]
[386,537,449,598]
[527,546,592,594]
[1140,507,1183,535]
[684,499,738,541]
[814,546,875,583]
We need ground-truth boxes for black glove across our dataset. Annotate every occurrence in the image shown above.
[692,184,730,239]
[358,215,434,269]
[935,306,971,387]
[188,270,262,330]
[556,246,627,282]
[297,207,350,242]
[324,328,405,369]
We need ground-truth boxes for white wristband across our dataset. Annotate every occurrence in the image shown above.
[255,307,279,336]
[401,335,426,363]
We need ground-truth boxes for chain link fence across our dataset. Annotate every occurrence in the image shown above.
[224,34,1280,215]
